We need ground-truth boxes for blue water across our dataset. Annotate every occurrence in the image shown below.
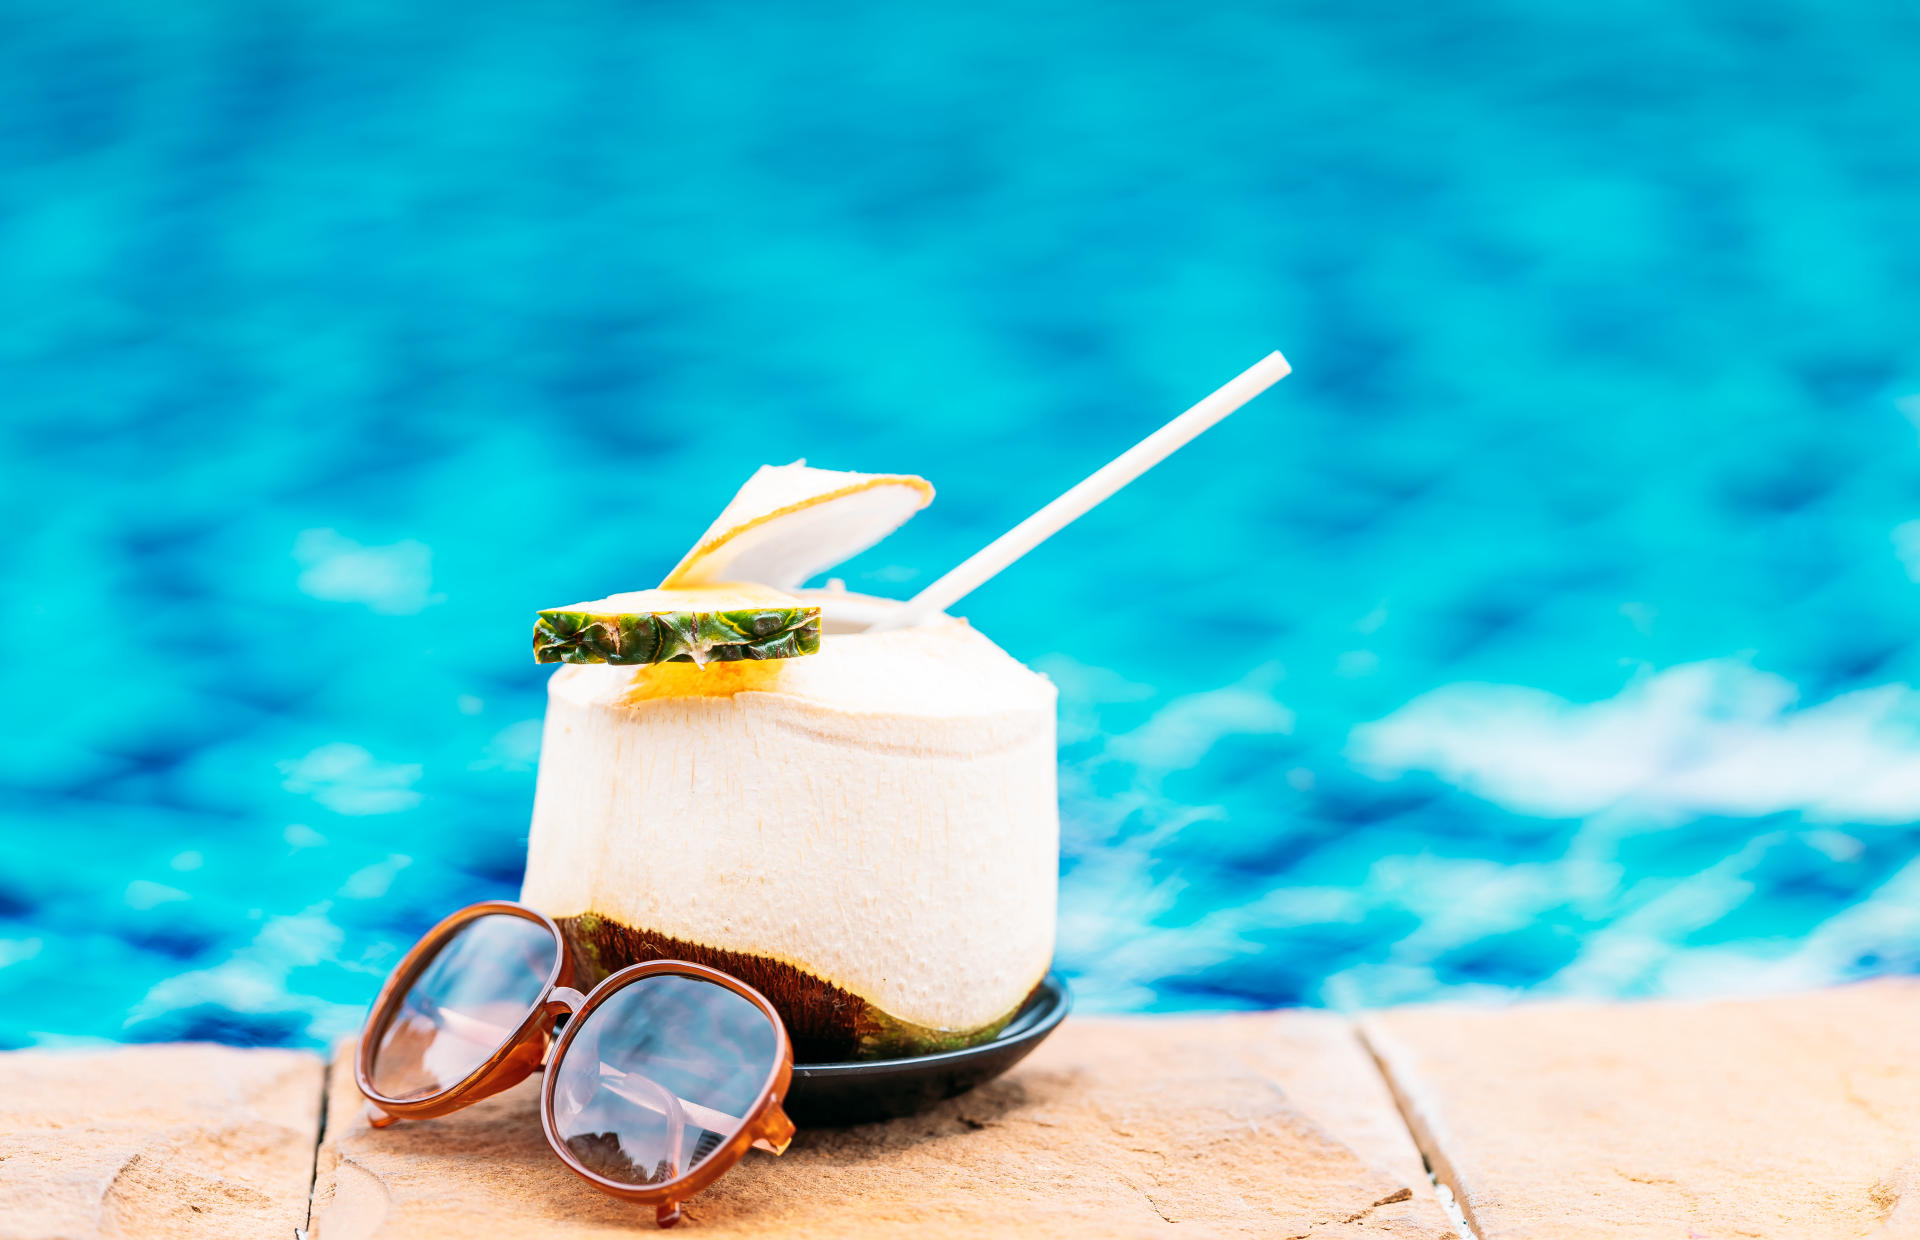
[4,0,1919,1048]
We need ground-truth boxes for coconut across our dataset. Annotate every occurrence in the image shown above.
[520,464,1058,1060]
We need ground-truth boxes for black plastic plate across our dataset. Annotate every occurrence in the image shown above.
[784,973,1072,1127]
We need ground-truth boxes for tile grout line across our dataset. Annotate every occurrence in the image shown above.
[298,1051,332,1240]
[1352,1018,1484,1240]
[1426,1169,1479,1240]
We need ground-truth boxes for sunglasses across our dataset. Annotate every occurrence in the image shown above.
[354,900,796,1227]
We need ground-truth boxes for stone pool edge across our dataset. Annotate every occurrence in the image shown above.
[6,978,1918,1238]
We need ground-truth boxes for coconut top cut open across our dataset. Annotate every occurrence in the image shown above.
[660,461,934,592]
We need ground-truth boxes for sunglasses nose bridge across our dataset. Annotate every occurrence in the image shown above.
[543,985,589,1019]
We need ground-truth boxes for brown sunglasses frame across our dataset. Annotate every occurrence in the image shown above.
[354,900,796,1227]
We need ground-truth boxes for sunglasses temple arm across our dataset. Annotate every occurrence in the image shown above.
[421,999,574,1072]
[422,1000,523,1046]
[598,1067,689,1177]
[600,1066,791,1158]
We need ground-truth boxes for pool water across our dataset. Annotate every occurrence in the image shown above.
[4,0,1919,1048]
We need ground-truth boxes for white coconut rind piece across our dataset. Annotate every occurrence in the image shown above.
[661,461,934,592]
[521,609,1058,1036]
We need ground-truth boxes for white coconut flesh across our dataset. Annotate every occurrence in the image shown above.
[521,604,1058,1041]
[660,461,934,592]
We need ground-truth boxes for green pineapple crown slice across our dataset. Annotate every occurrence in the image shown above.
[534,584,821,667]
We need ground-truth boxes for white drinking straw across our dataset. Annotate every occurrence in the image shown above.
[867,350,1292,632]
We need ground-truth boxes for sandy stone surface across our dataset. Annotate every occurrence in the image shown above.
[0,1043,325,1240]
[1364,978,1920,1240]
[310,1012,1453,1239]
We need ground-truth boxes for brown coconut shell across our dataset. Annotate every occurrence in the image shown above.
[557,912,1033,1063]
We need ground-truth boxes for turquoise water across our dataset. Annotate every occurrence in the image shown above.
[4,1,1919,1048]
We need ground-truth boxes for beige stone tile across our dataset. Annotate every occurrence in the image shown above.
[1364,978,1920,1240]
[311,1011,1453,1239]
[0,1043,326,1240]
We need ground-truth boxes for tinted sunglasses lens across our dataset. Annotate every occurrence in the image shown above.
[370,912,559,1101]
[550,973,780,1187]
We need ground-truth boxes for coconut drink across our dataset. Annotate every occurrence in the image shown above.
[522,352,1290,1067]
[522,463,1058,1060]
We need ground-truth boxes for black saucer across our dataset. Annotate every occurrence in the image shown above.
[783,973,1071,1127]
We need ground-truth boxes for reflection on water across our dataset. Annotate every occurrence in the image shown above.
[2,1,1919,1046]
